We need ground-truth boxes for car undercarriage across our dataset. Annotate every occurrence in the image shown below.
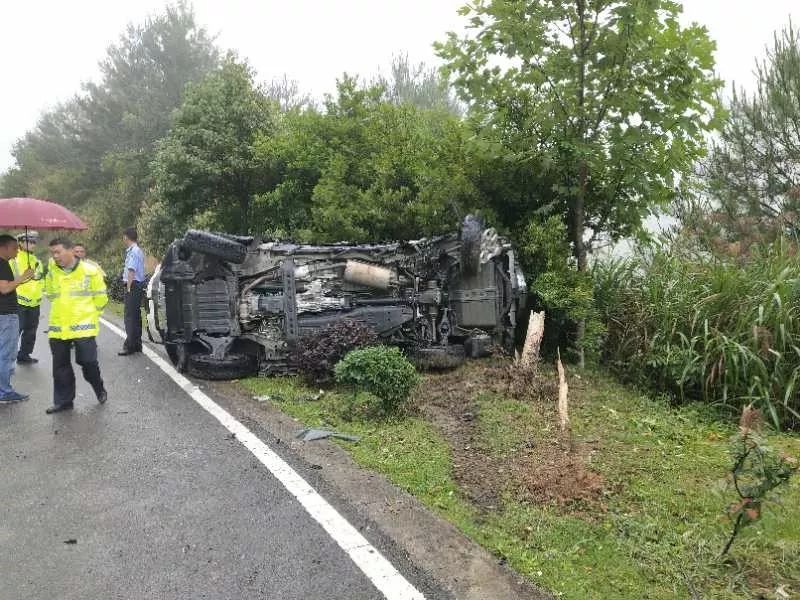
[146,216,526,380]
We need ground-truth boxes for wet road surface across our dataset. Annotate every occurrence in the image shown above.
[0,317,430,600]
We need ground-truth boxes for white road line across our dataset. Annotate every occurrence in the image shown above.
[99,318,426,600]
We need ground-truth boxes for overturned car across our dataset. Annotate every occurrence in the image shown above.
[146,217,526,380]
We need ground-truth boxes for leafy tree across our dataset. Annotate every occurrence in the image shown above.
[147,58,278,252]
[1,2,219,261]
[437,0,722,268]
[78,1,219,164]
[252,76,480,243]
[264,75,315,112]
[701,22,800,244]
[437,0,721,360]
[373,54,463,115]
[1,98,96,205]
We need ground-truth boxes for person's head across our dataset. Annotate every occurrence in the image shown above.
[49,238,76,268]
[17,231,39,251]
[73,243,86,259]
[0,234,18,260]
[123,227,138,247]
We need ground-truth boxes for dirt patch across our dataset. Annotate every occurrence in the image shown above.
[414,358,606,511]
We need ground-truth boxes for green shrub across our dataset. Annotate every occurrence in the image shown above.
[518,215,604,360]
[722,405,798,555]
[334,346,420,415]
[594,240,800,429]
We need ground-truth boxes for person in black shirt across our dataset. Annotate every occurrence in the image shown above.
[0,234,33,403]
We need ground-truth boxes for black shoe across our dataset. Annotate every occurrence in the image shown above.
[118,349,135,356]
[98,390,108,404]
[46,404,74,414]
[17,356,38,364]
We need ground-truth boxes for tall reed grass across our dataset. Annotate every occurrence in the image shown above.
[594,241,800,429]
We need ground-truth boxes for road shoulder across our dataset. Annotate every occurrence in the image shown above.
[208,378,550,600]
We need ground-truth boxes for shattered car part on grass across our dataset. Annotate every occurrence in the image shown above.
[295,428,361,443]
[146,216,526,380]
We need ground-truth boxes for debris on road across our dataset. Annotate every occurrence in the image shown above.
[63,539,77,545]
[295,428,361,443]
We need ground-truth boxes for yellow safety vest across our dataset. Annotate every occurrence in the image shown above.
[45,259,108,340]
[83,258,106,278]
[10,249,44,308]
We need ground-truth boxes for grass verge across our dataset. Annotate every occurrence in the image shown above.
[104,300,124,319]
[241,365,799,599]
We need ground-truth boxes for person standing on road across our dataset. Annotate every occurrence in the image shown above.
[73,242,106,277]
[0,234,33,404]
[119,227,145,356]
[73,243,106,276]
[11,231,44,364]
[45,238,108,414]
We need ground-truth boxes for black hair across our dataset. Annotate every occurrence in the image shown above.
[0,234,16,247]
[49,238,74,249]
[123,227,138,242]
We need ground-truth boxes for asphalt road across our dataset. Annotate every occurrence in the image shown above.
[0,316,435,600]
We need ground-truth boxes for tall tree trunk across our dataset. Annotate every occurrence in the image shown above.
[574,0,588,367]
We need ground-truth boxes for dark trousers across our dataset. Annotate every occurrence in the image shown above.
[17,304,40,359]
[50,337,105,407]
[123,282,144,351]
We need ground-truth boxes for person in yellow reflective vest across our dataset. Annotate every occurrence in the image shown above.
[11,231,45,364]
[44,237,109,414]
[73,243,106,277]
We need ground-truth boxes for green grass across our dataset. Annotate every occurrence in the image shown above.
[594,242,800,429]
[104,300,125,318]
[242,370,800,599]
[243,377,474,518]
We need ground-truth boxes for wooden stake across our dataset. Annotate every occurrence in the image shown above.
[556,348,570,433]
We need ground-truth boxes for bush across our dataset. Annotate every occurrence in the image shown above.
[104,272,150,305]
[105,274,126,303]
[722,405,798,555]
[594,240,800,429]
[334,346,420,414]
[517,215,604,361]
[291,320,378,384]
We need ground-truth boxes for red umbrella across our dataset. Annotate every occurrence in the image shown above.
[0,197,88,269]
[0,197,88,230]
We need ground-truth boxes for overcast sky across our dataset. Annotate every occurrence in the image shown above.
[0,0,796,172]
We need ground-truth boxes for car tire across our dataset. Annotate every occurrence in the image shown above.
[218,233,255,245]
[182,230,248,264]
[186,352,257,380]
[414,344,466,371]
[186,354,257,381]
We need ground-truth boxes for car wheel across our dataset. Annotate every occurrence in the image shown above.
[182,230,248,264]
[186,352,257,380]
